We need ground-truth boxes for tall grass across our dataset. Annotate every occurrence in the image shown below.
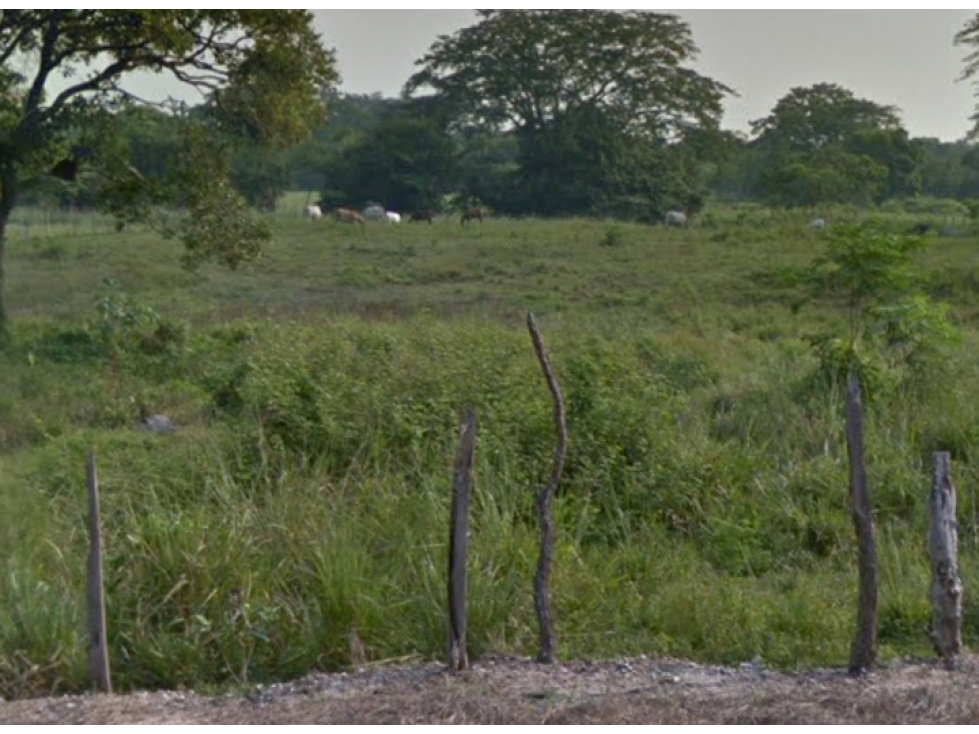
[2,207,979,697]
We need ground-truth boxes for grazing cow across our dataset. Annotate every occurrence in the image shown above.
[461,207,485,225]
[386,211,401,224]
[809,217,826,232]
[409,209,435,224]
[305,204,323,221]
[664,210,688,228]
[335,207,364,226]
[363,205,386,222]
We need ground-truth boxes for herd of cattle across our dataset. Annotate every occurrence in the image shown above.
[303,203,831,232]
[305,204,486,226]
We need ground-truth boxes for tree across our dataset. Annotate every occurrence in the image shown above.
[956,14,979,138]
[750,84,920,207]
[404,10,731,220]
[320,102,457,213]
[807,224,958,397]
[0,10,337,332]
[752,83,902,153]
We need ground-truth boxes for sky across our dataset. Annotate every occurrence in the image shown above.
[311,9,979,142]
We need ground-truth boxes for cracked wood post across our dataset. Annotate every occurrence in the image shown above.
[929,451,963,659]
[846,372,877,674]
[448,408,476,672]
[86,450,112,693]
[527,313,567,664]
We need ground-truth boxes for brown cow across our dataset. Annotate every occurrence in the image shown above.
[335,207,364,226]
[461,207,486,225]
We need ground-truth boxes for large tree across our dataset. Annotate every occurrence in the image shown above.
[404,10,731,219]
[750,84,921,207]
[0,10,337,331]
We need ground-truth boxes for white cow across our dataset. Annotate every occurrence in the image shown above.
[386,211,401,224]
[363,205,386,222]
[809,217,826,232]
[664,210,688,228]
[306,204,323,220]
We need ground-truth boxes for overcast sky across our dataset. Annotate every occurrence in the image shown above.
[312,9,978,142]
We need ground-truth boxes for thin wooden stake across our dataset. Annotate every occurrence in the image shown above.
[527,314,568,665]
[86,450,112,693]
[846,375,880,675]
[929,451,963,659]
[448,408,477,671]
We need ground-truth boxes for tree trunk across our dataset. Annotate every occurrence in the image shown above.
[0,204,10,335]
[0,166,18,336]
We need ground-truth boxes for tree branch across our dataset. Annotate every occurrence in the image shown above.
[24,10,67,113]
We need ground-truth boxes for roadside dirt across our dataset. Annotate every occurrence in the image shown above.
[4,653,979,724]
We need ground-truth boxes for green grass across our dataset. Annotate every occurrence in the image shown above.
[2,204,979,697]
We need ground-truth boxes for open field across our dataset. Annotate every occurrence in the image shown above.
[3,206,979,700]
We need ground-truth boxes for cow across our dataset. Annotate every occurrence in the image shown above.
[305,204,323,221]
[363,204,386,222]
[409,209,435,224]
[809,217,826,232]
[461,207,486,225]
[335,207,364,226]
[664,210,688,228]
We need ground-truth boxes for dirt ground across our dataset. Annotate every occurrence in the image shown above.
[4,653,979,724]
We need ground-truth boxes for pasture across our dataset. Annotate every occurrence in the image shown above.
[3,205,979,697]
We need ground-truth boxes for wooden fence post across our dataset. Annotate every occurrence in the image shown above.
[86,450,112,693]
[527,313,567,665]
[929,451,963,659]
[448,408,476,672]
[846,372,877,673]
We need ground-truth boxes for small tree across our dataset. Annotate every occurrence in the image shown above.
[807,224,958,394]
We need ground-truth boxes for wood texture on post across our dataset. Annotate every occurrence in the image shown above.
[846,375,880,674]
[527,314,568,665]
[448,408,477,672]
[86,450,112,693]
[929,451,963,658]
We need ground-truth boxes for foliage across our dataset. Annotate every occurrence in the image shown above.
[805,224,958,393]
[750,84,921,208]
[0,10,338,329]
[405,10,731,221]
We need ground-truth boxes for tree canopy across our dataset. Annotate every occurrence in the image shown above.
[404,10,731,220]
[0,10,337,329]
[750,84,921,207]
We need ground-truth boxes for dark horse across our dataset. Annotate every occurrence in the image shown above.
[409,209,435,224]
[461,207,486,225]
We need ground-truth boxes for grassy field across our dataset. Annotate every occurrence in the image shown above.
[2,204,979,697]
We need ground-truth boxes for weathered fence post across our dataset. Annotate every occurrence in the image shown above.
[846,372,877,673]
[86,450,112,693]
[527,313,567,665]
[448,408,477,672]
[929,451,963,659]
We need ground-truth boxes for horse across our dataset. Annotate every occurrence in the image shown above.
[409,209,435,224]
[462,208,488,225]
[809,217,827,232]
[386,211,401,224]
[305,204,323,221]
[664,210,688,228]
